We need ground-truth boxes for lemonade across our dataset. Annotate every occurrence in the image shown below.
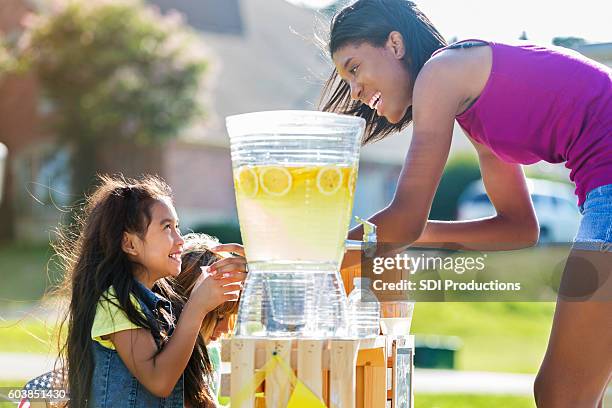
[226,110,365,337]
[233,164,357,267]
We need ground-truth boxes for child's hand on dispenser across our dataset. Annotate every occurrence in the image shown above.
[190,244,247,314]
[208,243,248,281]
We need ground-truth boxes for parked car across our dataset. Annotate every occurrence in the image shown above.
[457,178,581,243]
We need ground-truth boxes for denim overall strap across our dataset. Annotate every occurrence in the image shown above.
[90,341,184,407]
[132,279,176,347]
[89,280,184,407]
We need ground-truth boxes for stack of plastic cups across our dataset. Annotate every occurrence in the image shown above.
[380,301,415,336]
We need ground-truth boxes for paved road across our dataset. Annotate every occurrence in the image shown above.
[0,353,57,382]
[414,368,535,395]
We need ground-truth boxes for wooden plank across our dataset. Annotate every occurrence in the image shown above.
[255,396,266,408]
[220,373,231,397]
[265,339,293,408]
[358,335,387,351]
[322,369,330,406]
[221,338,231,362]
[357,347,387,408]
[230,339,256,408]
[297,340,325,400]
[329,339,360,408]
[235,338,330,369]
[252,344,300,369]
[356,365,365,408]
[341,265,360,294]
[357,347,387,367]
[366,362,387,408]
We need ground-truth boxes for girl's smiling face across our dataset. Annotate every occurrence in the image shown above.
[123,198,184,284]
[332,32,413,124]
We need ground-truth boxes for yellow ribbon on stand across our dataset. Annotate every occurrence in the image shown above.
[232,351,327,407]
[286,380,327,407]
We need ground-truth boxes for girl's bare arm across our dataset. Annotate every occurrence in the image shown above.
[413,137,539,250]
[343,56,538,268]
[110,272,244,397]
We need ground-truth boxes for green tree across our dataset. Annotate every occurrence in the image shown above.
[430,152,481,220]
[0,40,11,77]
[0,37,20,79]
[21,0,208,198]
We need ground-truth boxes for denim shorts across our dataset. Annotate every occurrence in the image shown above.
[573,184,612,251]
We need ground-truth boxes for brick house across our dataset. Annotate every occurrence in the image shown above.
[0,0,52,240]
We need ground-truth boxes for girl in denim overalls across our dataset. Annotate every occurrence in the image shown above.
[52,175,247,407]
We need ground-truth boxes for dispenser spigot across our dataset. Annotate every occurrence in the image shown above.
[345,216,377,257]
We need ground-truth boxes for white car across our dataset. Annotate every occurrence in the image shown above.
[457,178,581,243]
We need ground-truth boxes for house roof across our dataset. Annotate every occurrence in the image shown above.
[148,0,245,35]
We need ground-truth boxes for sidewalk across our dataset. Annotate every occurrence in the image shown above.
[415,368,535,395]
[0,353,57,382]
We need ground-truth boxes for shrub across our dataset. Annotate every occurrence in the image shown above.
[20,0,208,197]
[430,153,481,220]
[191,222,243,244]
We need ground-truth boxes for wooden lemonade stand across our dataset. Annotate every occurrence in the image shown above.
[221,266,415,408]
[223,111,415,407]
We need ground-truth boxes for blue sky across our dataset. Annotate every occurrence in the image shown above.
[288,0,611,44]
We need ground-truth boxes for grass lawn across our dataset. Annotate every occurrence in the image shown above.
[0,242,64,355]
[415,393,535,408]
[0,243,62,309]
[411,302,555,373]
[0,379,29,408]
[0,317,61,354]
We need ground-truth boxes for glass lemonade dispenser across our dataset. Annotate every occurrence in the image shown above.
[226,110,372,338]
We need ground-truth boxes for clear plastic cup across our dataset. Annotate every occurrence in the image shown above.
[380,301,415,336]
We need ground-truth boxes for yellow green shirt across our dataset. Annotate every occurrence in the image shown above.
[91,287,144,350]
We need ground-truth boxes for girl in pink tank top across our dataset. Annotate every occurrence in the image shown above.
[320,1,611,406]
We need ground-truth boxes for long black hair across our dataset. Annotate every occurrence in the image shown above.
[320,0,447,144]
[54,175,215,407]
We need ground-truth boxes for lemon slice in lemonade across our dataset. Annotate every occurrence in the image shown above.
[259,166,292,196]
[316,166,343,195]
[348,168,357,193]
[236,166,258,197]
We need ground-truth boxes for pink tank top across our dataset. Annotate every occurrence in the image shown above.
[437,40,612,205]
